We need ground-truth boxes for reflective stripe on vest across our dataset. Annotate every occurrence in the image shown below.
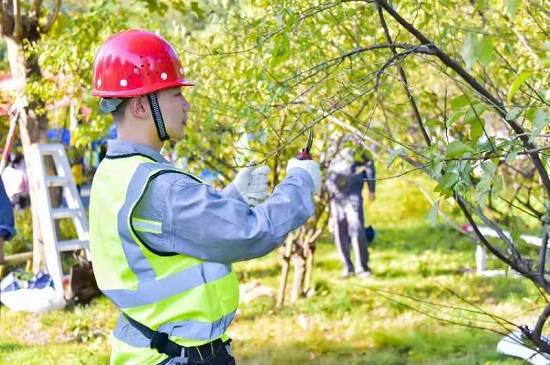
[103,262,231,307]
[89,155,239,347]
[114,310,236,347]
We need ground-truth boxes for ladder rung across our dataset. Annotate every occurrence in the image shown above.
[45,176,70,187]
[37,144,63,154]
[51,208,81,219]
[57,239,88,252]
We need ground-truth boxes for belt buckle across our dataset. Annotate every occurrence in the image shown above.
[173,348,188,365]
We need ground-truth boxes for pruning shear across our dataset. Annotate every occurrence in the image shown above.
[296,129,314,160]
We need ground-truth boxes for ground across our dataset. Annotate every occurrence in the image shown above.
[0,174,541,364]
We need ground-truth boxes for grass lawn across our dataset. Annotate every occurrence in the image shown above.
[0,174,541,364]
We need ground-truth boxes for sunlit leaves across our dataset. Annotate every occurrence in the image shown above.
[507,71,532,103]
[445,140,473,159]
[462,33,494,69]
[504,0,520,18]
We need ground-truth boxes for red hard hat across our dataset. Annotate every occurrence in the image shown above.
[92,29,194,98]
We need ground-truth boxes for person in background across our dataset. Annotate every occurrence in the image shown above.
[71,157,86,193]
[326,146,376,278]
[0,178,16,266]
[1,152,29,210]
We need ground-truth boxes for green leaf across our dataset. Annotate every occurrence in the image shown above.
[505,0,520,18]
[534,110,548,130]
[437,170,460,193]
[462,34,493,68]
[464,103,487,122]
[445,140,474,158]
[428,201,439,225]
[446,111,464,127]
[507,71,532,103]
[462,33,476,69]
[386,148,405,167]
[531,110,550,139]
[471,118,484,143]
[481,160,496,176]
[506,107,522,120]
[450,95,470,111]
[477,36,494,66]
[505,143,523,163]
[271,32,290,68]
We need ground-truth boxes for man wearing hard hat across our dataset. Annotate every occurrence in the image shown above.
[89,30,321,365]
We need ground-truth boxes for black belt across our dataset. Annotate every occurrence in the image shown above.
[123,313,231,364]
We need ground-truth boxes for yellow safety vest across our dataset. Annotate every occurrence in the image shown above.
[89,154,239,364]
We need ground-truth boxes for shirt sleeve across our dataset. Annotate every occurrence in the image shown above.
[364,160,376,193]
[220,183,245,202]
[134,168,315,263]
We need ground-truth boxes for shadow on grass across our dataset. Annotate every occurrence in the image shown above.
[237,265,282,281]
[235,323,523,365]
[316,223,472,257]
[0,343,26,353]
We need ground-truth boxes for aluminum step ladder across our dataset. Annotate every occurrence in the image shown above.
[29,143,90,301]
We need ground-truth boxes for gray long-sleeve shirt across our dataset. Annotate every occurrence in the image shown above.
[326,149,376,202]
[106,141,315,264]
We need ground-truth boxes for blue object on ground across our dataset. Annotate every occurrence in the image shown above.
[365,225,376,244]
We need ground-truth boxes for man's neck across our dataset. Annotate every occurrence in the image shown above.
[116,133,162,151]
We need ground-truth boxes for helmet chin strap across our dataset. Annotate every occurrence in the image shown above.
[147,92,170,142]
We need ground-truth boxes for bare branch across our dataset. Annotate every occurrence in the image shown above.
[376,4,431,147]
[455,194,515,269]
[41,0,61,34]
[12,0,21,40]
[283,43,434,87]
[0,2,6,37]
[374,0,550,198]
[526,303,550,354]
[31,0,42,18]
[539,230,549,282]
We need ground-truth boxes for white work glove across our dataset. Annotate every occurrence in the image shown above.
[232,165,271,206]
[286,158,321,195]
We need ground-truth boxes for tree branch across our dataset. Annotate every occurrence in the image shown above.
[470,201,524,265]
[376,3,431,146]
[41,0,61,34]
[539,230,549,282]
[374,0,550,198]
[527,303,550,354]
[31,0,42,17]
[12,0,21,40]
[456,194,516,270]
[283,43,434,87]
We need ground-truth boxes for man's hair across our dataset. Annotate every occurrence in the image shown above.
[100,98,129,123]
[111,98,129,122]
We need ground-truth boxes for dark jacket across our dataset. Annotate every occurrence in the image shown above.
[0,178,16,240]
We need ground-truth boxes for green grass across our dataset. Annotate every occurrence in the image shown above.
[0,173,541,364]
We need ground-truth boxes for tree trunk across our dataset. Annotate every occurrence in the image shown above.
[6,37,49,272]
[276,234,295,307]
[304,244,315,296]
[290,248,307,302]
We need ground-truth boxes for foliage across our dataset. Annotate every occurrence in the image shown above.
[5,210,33,256]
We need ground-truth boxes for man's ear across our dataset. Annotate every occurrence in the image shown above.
[129,96,149,119]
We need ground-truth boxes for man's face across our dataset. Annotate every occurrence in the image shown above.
[156,87,191,140]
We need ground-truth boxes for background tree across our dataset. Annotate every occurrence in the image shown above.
[173,0,550,352]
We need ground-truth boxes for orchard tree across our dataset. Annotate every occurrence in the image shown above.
[174,0,550,351]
